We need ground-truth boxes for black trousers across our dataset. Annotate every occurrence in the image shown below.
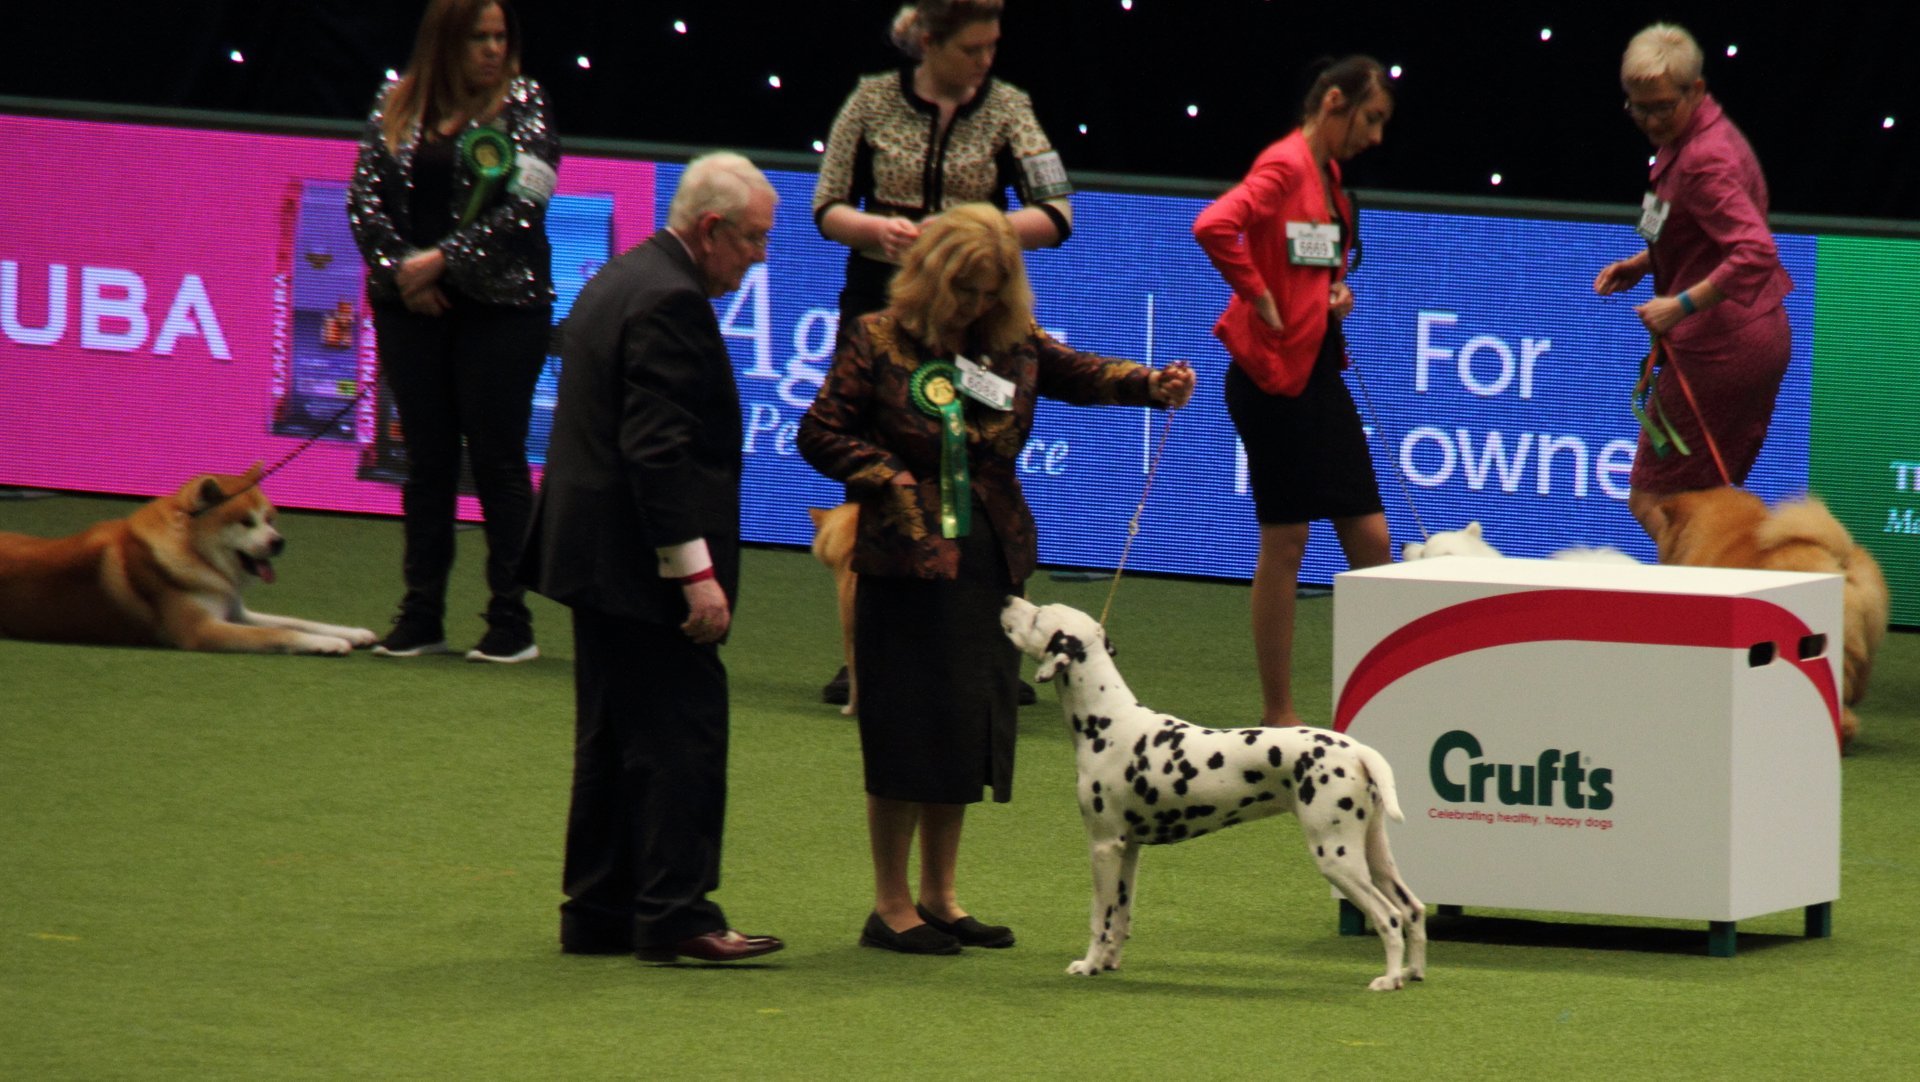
[561,606,730,948]
[371,298,550,618]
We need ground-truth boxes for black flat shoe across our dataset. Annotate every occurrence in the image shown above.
[859,911,961,955]
[822,666,851,705]
[915,905,1015,948]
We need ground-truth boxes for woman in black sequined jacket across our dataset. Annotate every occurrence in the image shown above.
[346,0,558,664]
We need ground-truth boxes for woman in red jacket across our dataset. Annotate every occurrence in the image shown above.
[1193,56,1394,728]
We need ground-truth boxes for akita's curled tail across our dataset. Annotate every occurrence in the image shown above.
[1354,744,1405,823]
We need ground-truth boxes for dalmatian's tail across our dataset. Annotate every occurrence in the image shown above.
[1354,745,1406,823]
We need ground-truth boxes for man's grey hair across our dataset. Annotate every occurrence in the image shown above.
[1621,23,1703,88]
[666,151,778,231]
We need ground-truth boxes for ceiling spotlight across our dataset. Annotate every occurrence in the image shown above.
[811,140,825,153]
[1539,28,1552,42]
[1186,104,1199,118]
[1389,64,1404,79]
[768,74,783,89]
[673,20,687,34]
[1077,123,1089,135]
[1490,173,1504,186]
[1884,116,1897,129]
[576,55,591,70]
[228,50,245,64]
[1726,44,1739,57]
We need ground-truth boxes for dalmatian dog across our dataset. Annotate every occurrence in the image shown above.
[1000,596,1427,991]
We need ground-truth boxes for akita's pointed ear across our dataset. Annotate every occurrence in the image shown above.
[192,476,227,511]
[242,461,265,485]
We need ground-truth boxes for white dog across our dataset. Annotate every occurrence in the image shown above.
[999,597,1427,991]
[1402,522,1640,565]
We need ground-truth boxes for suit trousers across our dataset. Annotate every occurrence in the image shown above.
[372,298,550,618]
[561,606,730,948]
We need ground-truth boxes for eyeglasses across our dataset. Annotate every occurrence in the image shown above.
[716,217,769,251]
[1623,97,1685,120]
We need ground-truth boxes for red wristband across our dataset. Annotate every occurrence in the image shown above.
[678,567,716,585]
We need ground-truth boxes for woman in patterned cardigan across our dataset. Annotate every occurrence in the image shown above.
[799,205,1193,955]
[812,0,1074,705]
[815,0,1075,327]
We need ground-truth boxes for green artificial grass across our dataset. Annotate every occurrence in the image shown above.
[2,492,1916,1079]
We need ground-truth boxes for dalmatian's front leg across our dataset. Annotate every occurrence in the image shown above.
[1102,842,1143,971]
[1070,835,1131,975]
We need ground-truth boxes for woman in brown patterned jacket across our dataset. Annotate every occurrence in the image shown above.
[798,205,1194,955]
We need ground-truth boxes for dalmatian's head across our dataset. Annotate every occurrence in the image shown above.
[1000,596,1114,683]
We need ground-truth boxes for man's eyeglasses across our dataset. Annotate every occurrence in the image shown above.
[1623,97,1685,120]
[716,218,769,251]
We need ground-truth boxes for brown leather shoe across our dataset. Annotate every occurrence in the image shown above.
[636,929,785,963]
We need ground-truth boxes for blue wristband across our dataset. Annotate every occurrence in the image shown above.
[1677,291,1696,316]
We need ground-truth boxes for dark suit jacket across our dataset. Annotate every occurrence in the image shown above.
[519,230,743,625]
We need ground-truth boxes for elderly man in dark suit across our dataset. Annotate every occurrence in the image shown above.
[521,151,783,964]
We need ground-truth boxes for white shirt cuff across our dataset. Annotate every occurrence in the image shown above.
[655,539,713,580]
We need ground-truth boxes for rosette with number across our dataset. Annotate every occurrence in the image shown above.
[910,361,970,538]
[456,128,515,228]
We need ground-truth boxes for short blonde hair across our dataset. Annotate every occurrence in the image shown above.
[888,204,1034,356]
[1622,23,1703,88]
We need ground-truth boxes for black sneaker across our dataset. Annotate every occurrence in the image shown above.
[372,613,449,657]
[467,610,537,663]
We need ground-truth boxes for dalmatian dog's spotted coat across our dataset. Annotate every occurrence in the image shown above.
[1000,597,1428,991]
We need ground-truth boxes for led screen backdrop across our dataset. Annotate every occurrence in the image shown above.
[1,112,1908,621]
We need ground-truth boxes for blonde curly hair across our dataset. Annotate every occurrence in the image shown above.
[888,204,1035,357]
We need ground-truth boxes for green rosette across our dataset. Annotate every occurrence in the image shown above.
[456,128,515,228]
[910,361,970,538]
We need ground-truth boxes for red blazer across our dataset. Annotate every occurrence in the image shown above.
[1193,130,1351,396]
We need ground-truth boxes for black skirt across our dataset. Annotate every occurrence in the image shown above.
[853,506,1020,804]
[1224,327,1384,525]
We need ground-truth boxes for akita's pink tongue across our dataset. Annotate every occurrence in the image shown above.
[256,560,276,585]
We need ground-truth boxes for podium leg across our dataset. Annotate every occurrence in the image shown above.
[1804,902,1833,939]
[1708,921,1737,957]
[1338,898,1366,937]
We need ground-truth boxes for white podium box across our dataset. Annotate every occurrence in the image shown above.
[1331,558,1842,956]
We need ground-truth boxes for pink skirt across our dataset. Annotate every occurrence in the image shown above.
[1629,305,1791,494]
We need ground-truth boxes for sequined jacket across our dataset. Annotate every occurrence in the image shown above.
[798,313,1159,584]
[347,75,558,308]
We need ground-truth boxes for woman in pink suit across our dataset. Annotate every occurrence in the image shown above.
[1192,56,1394,729]
[1594,23,1794,539]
